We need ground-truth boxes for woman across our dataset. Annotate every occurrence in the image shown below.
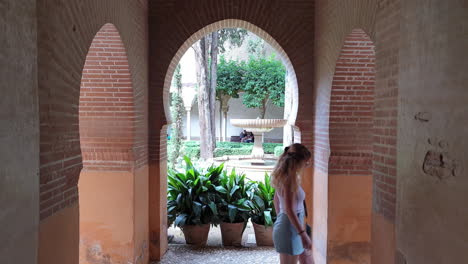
[272,143,314,264]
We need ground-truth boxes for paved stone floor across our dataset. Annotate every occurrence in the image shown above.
[154,221,279,264]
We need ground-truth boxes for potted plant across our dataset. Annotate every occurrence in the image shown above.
[250,173,277,246]
[167,156,224,246]
[215,169,255,246]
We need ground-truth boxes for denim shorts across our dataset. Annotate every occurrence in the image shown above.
[273,211,305,256]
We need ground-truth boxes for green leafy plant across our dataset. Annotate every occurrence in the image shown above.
[250,173,277,226]
[215,169,255,223]
[167,156,224,227]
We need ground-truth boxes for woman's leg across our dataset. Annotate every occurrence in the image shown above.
[280,253,299,264]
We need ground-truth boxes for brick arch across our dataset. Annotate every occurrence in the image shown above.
[313,1,398,263]
[148,2,314,260]
[79,23,135,171]
[161,19,299,127]
[327,28,375,263]
[77,23,146,264]
[37,1,149,264]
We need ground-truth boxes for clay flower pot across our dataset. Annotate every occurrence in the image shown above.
[252,222,274,246]
[181,224,210,246]
[220,222,246,246]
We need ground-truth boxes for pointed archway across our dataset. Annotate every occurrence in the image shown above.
[327,29,375,263]
[78,23,148,264]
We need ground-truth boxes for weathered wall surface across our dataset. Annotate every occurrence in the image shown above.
[397,0,468,263]
[36,1,148,263]
[0,0,39,263]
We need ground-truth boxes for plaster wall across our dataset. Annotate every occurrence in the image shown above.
[0,0,39,262]
[79,171,134,263]
[397,0,468,262]
[38,205,79,264]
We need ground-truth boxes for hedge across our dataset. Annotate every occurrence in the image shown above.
[274,146,285,157]
[167,140,282,160]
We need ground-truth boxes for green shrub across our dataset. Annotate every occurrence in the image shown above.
[216,142,248,149]
[249,173,277,226]
[168,141,282,161]
[274,146,285,157]
[167,156,224,227]
[263,143,281,154]
[215,169,255,223]
[214,147,251,157]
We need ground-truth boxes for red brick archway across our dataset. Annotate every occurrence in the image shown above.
[153,19,302,259]
[78,23,147,264]
[327,29,375,263]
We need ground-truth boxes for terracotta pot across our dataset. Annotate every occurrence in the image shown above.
[220,222,246,246]
[181,224,210,246]
[252,222,274,246]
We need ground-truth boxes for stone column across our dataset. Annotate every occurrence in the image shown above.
[185,108,191,141]
[220,95,230,142]
[250,128,273,159]
[181,87,197,141]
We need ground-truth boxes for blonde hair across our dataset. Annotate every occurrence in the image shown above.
[271,143,311,193]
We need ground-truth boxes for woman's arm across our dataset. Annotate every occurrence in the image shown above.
[274,192,280,214]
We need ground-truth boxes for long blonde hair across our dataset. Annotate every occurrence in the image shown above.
[271,143,311,193]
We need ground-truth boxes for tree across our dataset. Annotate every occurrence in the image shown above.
[242,55,286,118]
[216,56,245,100]
[168,64,184,169]
[193,37,214,160]
[193,28,248,159]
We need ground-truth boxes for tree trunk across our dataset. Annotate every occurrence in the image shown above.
[260,97,269,119]
[194,38,214,160]
[209,31,218,149]
[219,100,223,141]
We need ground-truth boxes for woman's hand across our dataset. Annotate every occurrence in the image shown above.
[300,232,312,250]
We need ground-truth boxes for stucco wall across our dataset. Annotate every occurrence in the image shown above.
[0,0,39,263]
[397,0,468,262]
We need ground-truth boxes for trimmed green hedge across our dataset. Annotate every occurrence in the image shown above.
[274,146,285,157]
[168,141,282,160]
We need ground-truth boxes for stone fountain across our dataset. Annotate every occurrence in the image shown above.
[231,118,287,162]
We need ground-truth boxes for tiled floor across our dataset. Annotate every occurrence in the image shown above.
[155,222,279,264]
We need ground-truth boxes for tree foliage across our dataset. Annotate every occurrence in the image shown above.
[216,56,245,99]
[242,55,286,118]
[216,55,286,118]
[168,64,184,169]
[218,28,248,53]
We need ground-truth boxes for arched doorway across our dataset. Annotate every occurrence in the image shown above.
[153,19,301,259]
[327,29,375,263]
[78,23,147,264]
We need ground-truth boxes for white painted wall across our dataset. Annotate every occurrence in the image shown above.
[183,96,284,141]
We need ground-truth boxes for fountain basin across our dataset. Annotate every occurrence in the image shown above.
[230,119,287,159]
